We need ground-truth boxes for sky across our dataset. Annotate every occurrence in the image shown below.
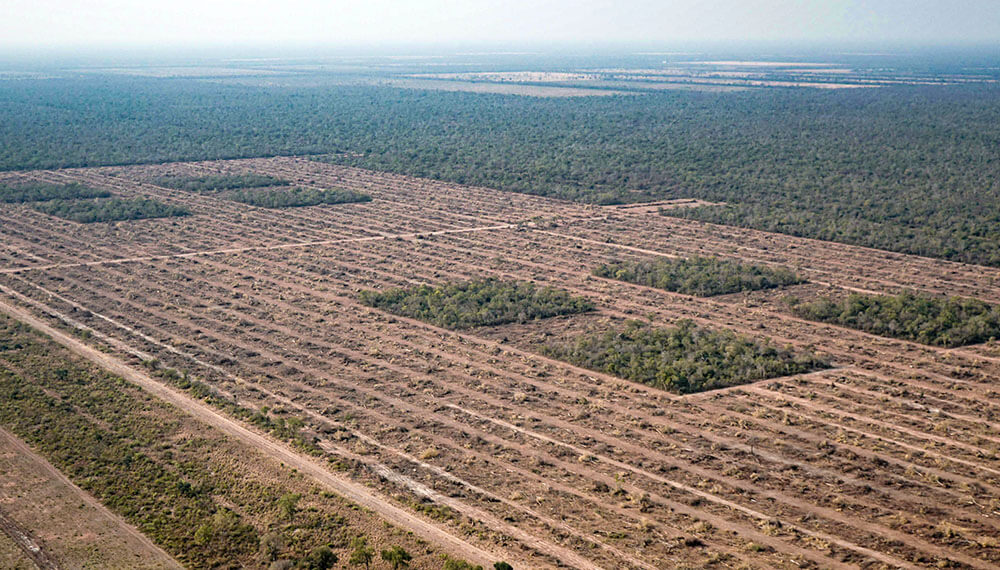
[2,0,999,49]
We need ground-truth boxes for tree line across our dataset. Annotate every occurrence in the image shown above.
[785,291,1000,348]
[359,278,594,329]
[594,256,804,297]
[0,181,109,203]
[226,186,371,208]
[33,197,189,223]
[542,319,829,394]
[150,173,290,192]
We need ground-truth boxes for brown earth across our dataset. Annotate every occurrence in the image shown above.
[1,157,1000,568]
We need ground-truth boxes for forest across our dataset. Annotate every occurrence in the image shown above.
[593,256,804,297]
[359,278,594,329]
[32,197,189,223]
[0,181,110,203]
[784,292,1000,348]
[225,187,372,208]
[150,173,290,192]
[1,76,999,265]
[541,319,829,394]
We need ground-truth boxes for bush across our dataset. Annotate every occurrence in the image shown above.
[359,278,594,329]
[542,319,829,394]
[150,173,289,192]
[0,181,110,203]
[594,256,804,297]
[32,197,189,222]
[785,291,1000,347]
[225,187,371,208]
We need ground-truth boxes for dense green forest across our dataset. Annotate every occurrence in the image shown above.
[784,292,1000,347]
[0,181,109,203]
[226,186,371,208]
[150,173,289,192]
[594,256,804,297]
[542,319,828,394]
[359,278,594,329]
[33,197,189,222]
[2,76,999,264]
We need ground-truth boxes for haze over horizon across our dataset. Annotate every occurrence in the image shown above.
[3,0,1000,50]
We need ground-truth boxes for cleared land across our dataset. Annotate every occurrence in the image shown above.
[1,157,1000,568]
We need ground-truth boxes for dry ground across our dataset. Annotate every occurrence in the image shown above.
[2,157,1000,569]
[0,428,180,569]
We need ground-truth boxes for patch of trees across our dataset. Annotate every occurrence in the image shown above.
[225,187,371,208]
[784,292,1000,347]
[150,173,289,192]
[594,256,804,297]
[32,197,189,222]
[359,278,594,329]
[0,181,110,203]
[3,75,1000,264]
[542,319,829,394]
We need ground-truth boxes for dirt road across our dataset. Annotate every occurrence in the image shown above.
[0,297,507,569]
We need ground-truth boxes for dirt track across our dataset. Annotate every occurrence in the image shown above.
[0,298,507,569]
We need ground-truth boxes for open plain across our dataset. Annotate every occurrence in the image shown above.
[1,157,999,569]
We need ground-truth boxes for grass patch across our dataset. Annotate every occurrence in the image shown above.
[32,197,189,223]
[225,186,371,208]
[784,292,1000,347]
[359,278,594,329]
[150,173,289,192]
[594,256,804,297]
[541,319,829,394]
[0,182,110,203]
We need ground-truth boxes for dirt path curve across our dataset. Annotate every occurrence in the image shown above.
[0,505,56,570]
[0,298,508,569]
[0,427,181,569]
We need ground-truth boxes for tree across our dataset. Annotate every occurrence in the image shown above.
[301,546,337,570]
[494,563,514,570]
[381,546,412,569]
[276,493,301,520]
[348,536,375,568]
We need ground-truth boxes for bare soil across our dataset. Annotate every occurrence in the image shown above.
[2,157,999,568]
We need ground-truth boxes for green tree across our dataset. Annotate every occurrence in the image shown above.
[348,536,375,568]
[381,546,412,569]
[301,546,337,570]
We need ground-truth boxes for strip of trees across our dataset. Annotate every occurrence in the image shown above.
[594,256,804,297]
[785,291,1000,347]
[542,319,829,394]
[33,197,189,223]
[226,187,371,208]
[150,173,289,192]
[0,181,109,203]
[359,278,594,329]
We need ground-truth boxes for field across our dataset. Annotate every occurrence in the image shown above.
[1,157,1000,569]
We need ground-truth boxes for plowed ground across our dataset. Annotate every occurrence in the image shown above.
[2,157,999,569]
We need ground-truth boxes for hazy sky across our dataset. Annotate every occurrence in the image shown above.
[3,0,999,48]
